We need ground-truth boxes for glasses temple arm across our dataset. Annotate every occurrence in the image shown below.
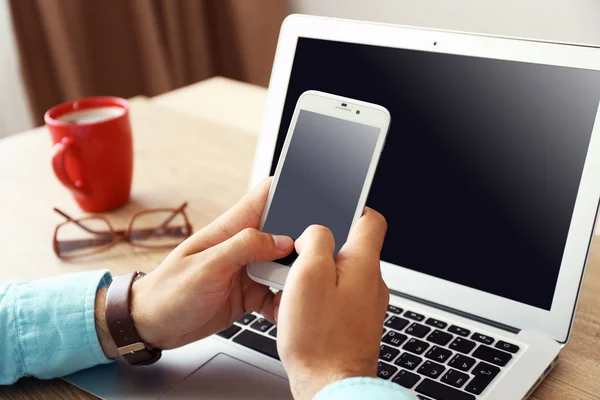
[55,233,114,252]
[53,208,110,235]
[56,226,190,252]
[155,202,189,229]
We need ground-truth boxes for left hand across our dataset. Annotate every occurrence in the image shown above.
[111,178,292,351]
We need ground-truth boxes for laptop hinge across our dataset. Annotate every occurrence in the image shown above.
[390,289,521,334]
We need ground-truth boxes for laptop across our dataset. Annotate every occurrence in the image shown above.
[67,15,600,400]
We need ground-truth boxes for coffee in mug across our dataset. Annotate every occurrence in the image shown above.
[56,106,126,124]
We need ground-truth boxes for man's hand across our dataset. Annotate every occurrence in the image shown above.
[97,178,294,354]
[275,209,389,400]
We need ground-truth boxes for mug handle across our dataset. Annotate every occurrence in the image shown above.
[51,137,86,195]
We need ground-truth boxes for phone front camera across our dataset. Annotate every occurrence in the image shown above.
[356,110,360,114]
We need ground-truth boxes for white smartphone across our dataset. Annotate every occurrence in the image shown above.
[247,90,390,289]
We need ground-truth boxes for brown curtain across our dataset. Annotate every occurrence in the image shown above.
[9,0,288,125]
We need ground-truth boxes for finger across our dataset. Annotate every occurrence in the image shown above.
[197,228,294,274]
[238,271,278,322]
[295,224,336,258]
[285,225,337,289]
[339,207,387,262]
[260,289,282,323]
[178,178,273,256]
[273,291,283,323]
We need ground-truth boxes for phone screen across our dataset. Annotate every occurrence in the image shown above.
[262,109,381,266]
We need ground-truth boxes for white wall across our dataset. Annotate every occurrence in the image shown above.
[289,0,600,46]
[0,0,33,138]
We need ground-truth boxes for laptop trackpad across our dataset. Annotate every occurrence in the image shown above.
[161,353,293,399]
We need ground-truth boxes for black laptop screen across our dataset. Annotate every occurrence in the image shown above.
[270,38,600,310]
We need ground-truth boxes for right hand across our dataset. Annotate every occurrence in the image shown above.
[274,208,389,400]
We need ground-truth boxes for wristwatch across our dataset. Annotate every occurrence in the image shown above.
[104,272,162,365]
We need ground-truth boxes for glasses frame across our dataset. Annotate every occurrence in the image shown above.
[53,202,193,260]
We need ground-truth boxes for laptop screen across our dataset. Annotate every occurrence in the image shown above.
[271,38,600,311]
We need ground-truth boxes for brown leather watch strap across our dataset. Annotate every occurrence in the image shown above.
[105,272,162,365]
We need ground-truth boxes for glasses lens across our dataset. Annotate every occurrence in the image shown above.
[55,218,113,258]
[129,210,190,248]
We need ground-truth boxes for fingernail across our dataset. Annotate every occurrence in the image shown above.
[272,235,293,251]
[274,306,279,323]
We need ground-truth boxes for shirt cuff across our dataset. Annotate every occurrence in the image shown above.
[17,270,114,379]
[313,377,417,400]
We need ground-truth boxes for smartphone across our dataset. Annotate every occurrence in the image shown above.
[247,90,390,289]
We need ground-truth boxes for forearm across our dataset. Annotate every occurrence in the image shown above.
[0,271,114,384]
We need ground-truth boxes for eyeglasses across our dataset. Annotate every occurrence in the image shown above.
[53,203,193,259]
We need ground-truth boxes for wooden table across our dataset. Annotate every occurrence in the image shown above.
[1,77,599,399]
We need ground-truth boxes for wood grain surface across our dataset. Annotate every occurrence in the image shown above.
[0,98,256,282]
[1,89,599,399]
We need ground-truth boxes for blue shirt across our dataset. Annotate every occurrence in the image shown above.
[0,270,415,399]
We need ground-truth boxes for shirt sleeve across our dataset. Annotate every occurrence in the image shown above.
[314,377,418,400]
[0,270,114,384]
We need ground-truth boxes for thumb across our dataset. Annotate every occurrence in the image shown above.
[200,228,294,273]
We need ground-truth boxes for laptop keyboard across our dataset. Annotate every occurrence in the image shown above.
[216,304,521,400]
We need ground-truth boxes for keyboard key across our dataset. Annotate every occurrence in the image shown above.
[388,305,403,314]
[382,328,387,336]
[403,338,430,355]
[471,361,500,379]
[250,318,274,333]
[394,352,423,370]
[472,345,512,366]
[385,316,410,331]
[465,362,499,395]
[441,369,470,388]
[416,378,476,400]
[216,325,241,339]
[233,330,279,360]
[268,327,277,338]
[377,362,398,380]
[472,332,494,345]
[465,375,492,395]
[404,311,425,321]
[425,346,453,363]
[427,330,453,346]
[417,360,445,379]
[380,344,401,362]
[448,325,471,336]
[392,369,421,388]
[382,331,408,347]
[450,337,476,354]
[425,318,447,329]
[236,313,257,325]
[406,323,432,338]
[417,396,432,400]
[448,354,476,372]
[495,340,520,354]
[385,313,390,320]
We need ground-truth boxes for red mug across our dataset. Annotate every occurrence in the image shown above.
[45,97,133,213]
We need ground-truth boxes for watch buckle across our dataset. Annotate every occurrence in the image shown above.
[117,342,146,356]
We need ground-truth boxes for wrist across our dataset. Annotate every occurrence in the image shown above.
[95,286,119,359]
[130,276,164,349]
